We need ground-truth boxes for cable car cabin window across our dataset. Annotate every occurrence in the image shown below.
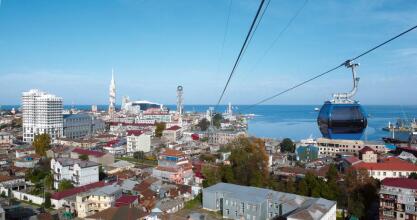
[317,104,331,135]
[330,106,366,134]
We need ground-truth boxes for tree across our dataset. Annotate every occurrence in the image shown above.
[201,165,221,187]
[133,151,145,161]
[344,168,379,219]
[213,113,223,128]
[58,180,74,192]
[326,164,339,183]
[99,166,107,181]
[409,172,417,179]
[227,137,270,187]
[43,192,52,209]
[199,153,216,162]
[33,134,51,156]
[197,118,210,131]
[297,179,309,196]
[155,122,166,137]
[220,165,235,183]
[280,138,295,153]
[79,154,89,161]
[44,172,53,190]
[285,179,296,193]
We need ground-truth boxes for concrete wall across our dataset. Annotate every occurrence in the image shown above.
[12,191,45,205]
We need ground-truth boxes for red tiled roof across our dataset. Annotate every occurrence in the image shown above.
[115,195,138,207]
[359,146,376,154]
[106,139,120,147]
[191,133,199,141]
[155,166,179,172]
[353,157,417,171]
[51,181,108,200]
[127,130,144,136]
[133,177,158,192]
[72,148,106,158]
[382,178,417,190]
[344,156,361,165]
[166,125,181,131]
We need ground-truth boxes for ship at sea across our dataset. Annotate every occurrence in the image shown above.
[382,118,417,144]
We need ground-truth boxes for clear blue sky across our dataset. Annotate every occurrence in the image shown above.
[0,0,416,105]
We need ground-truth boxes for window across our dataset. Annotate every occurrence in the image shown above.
[383,172,386,176]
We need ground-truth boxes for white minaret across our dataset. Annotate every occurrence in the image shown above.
[109,69,116,115]
[176,86,184,125]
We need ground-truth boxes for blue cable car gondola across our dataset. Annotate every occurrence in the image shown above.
[317,61,367,140]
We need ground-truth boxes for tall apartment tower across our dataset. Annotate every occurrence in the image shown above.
[22,89,63,143]
[108,69,116,115]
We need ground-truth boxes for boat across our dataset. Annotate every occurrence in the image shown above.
[314,107,320,111]
[382,119,417,144]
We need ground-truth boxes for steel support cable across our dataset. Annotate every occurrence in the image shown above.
[215,0,267,110]
[248,0,308,74]
[241,24,417,112]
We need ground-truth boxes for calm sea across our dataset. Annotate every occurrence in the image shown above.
[2,104,416,141]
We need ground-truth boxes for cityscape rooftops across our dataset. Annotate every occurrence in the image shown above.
[115,195,138,207]
[72,148,106,158]
[160,148,184,157]
[85,206,147,220]
[381,178,417,190]
[204,182,336,218]
[55,157,99,168]
[51,181,108,200]
[166,125,181,131]
[359,146,377,154]
[126,130,145,136]
[353,157,417,171]
[90,184,121,196]
[109,122,155,126]
[344,156,362,165]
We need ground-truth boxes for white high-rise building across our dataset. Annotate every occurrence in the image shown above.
[108,69,116,115]
[22,89,63,143]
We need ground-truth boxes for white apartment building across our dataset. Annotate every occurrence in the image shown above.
[162,125,182,142]
[126,130,151,155]
[22,89,63,143]
[315,138,388,158]
[353,157,417,181]
[76,184,122,218]
[0,132,13,145]
[51,158,99,189]
[209,130,247,145]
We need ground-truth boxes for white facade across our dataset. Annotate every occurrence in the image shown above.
[315,138,387,158]
[22,89,63,143]
[76,185,122,218]
[0,132,13,145]
[127,133,151,155]
[367,169,415,181]
[51,158,99,189]
[104,145,126,156]
[142,113,172,123]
